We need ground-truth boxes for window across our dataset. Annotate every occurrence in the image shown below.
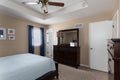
[32,27,41,46]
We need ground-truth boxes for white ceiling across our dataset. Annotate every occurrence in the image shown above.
[0,0,117,25]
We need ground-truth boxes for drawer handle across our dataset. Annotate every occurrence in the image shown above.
[109,58,112,61]
[110,46,113,49]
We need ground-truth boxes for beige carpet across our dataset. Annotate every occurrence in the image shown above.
[57,64,109,80]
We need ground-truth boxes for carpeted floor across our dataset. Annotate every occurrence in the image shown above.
[56,64,112,80]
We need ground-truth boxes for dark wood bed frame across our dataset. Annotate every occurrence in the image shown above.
[36,62,58,80]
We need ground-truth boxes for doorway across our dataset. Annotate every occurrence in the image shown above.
[46,29,53,58]
[89,21,112,72]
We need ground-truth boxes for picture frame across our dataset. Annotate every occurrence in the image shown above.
[8,29,15,34]
[8,36,15,40]
[0,28,6,40]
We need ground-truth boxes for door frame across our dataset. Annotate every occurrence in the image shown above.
[89,20,112,72]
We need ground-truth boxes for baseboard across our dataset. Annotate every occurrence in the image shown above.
[80,64,90,68]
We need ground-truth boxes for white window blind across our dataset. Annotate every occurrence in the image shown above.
[32,27,41,46]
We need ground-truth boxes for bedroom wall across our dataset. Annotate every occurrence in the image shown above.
[0,14,46,57]
[48,12,113,66]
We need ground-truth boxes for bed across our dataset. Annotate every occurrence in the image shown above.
[0,53,58,80]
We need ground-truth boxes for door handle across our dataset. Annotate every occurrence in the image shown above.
[90,48,93,50]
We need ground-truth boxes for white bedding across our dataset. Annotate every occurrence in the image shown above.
[0,53,55,80]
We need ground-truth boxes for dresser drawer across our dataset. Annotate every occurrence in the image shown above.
[108,52,114,74]
[54,45,80,68]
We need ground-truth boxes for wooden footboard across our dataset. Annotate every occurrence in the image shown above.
[36,62,58,80]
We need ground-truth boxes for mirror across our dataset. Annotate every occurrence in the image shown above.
[57,29,79,47]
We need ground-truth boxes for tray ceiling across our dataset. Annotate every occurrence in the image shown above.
[0,0,117,24]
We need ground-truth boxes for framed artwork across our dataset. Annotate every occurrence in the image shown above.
[8,29,15,34]
[8,36,15,40]
[0,28,6,40]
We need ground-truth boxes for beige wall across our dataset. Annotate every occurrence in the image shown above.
[0,14,46,57]
[48,12,113,66]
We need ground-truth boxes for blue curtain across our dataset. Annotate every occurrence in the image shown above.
[28,25,34,54]
[40,28,44,56]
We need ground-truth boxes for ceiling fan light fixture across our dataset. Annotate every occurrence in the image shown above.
[41,5,48,14]
[81,0,88,8]
[22,0,64,14]
[40,0,49,14]
[23,2,38,5]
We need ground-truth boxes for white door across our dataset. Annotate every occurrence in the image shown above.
[46,29,53,58]
[89,21,112,72]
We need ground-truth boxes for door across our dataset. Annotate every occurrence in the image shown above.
[89,21,112,72]
[46,29,53,58]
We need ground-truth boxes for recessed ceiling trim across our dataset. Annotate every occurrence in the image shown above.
[45,0,88,19]
[0,0,117,25]
[0,0,44,19]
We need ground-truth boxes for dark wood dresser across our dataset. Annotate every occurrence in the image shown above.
[54,45,80,68]
[107,39,120,80]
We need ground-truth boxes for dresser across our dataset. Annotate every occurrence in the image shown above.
[54,45,80,68]
[107,39,120,80]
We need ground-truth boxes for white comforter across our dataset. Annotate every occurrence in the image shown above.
[0,53,55,80]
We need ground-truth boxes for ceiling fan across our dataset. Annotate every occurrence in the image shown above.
[22,0,64,14]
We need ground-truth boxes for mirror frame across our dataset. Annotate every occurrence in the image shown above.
[0,28,6,40]
[57,28,79,46]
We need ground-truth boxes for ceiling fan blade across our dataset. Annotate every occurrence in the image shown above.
[48,2,64,7]
[22,2,38,5]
